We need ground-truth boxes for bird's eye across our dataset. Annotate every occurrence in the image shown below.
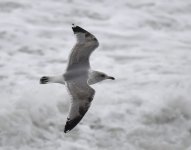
[100,74,105,78]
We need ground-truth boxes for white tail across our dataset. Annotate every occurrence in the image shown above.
[40,75,65,84]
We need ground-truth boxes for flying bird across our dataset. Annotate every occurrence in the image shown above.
[40,25,115,133]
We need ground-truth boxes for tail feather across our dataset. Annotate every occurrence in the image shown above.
[40,76,49,84]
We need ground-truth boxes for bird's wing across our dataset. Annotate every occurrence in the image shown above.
[64,80,95,133]
[66,25,99,71]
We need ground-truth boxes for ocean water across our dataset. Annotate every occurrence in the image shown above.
[0,0,191,149]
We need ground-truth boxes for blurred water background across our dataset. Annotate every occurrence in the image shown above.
[0,0,191,149]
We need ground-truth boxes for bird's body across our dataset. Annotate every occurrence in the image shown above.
[40,25,115,133]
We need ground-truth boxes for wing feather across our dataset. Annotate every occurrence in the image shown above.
[66,26,99,71]
[64,81,95,133]
[64,25,97,133]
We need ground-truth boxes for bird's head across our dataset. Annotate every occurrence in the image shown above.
[98,73,115,81]
[88,71,115,85]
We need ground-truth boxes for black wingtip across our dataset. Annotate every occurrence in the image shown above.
[72,25,87,34]
[64,116,83,133]
[64,127,69,133]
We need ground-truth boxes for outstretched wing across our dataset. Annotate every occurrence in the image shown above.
[66,25,99,71]
[64,80,95,133]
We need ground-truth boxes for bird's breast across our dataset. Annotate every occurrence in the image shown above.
[63,69,88,82]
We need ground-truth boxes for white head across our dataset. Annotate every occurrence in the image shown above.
[88,71,115,85]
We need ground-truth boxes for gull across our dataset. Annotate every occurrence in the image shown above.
[40,25,115,133]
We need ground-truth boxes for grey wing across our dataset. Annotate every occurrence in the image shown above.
[66,26,99,71]
[64,81,95,133]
